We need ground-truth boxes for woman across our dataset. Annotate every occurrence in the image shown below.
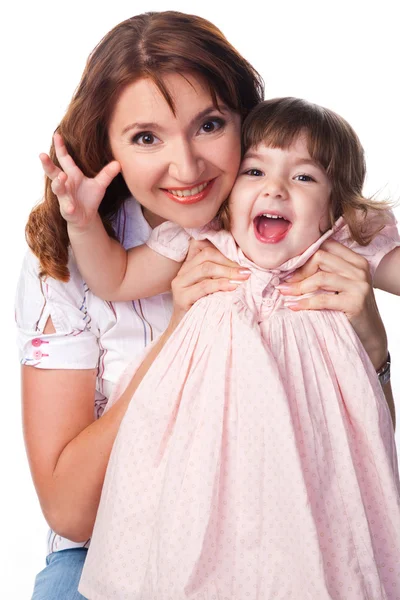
[16,11,393,600]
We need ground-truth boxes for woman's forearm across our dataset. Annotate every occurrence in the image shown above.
[48,323,178,541]
[46,390,132,541]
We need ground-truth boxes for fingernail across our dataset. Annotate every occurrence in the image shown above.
[276,284,292,292]
[285,303,301,311]
[229,280,243,284]
[284,300,299,306]
[239,269,251,274]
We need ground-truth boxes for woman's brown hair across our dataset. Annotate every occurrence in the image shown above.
[219,97,391,244]
[27,11,264,281]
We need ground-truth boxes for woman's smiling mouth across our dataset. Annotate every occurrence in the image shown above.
[163,179,215,204]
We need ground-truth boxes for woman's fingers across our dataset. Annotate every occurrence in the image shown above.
[278,270,369,298]
[172,277,239,312]
[184,239,239,269]
[320,239,371,271]
[185,239,214,263]
[287,242,369,284]
[177,256,250,288]
[284,291,358,313]
[170,239,251,319]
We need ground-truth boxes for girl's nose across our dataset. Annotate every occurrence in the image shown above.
[261,176,288,199]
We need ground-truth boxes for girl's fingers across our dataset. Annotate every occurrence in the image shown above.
[39,153,62,181]
[51,173,75,216]
[53,132,82,176]
[94,161,121,189]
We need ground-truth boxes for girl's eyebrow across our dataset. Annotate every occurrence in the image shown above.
[292,157,321,168]
[242,153,321,169]
[121,105,229,136]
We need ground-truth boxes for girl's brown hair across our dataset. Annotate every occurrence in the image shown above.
[220,97,391,244]
[27,11,264,281]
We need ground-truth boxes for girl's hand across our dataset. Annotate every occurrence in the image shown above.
[277,239,388,370]
[40,133,121,231]
[169,239,251,328]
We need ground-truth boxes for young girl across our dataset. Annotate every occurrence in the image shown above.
[67,98,400,598]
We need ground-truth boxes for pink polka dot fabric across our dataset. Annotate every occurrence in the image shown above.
[79,216,400,599]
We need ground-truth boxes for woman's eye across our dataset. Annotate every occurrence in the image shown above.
[198,118,225,134]
[244,168,263,177]
[131,132,160,146]
[295,174,315,182]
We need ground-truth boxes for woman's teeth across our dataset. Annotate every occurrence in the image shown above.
[168,182,209,197]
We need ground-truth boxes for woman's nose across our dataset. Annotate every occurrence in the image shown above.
[168,140,206,183]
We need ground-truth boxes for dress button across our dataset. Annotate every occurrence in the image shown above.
[271,276,280,286]
[32,338,42,347]
[33,350,43,359]
[264,298,274,307]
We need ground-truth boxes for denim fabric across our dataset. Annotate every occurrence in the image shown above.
[31,549,88,600]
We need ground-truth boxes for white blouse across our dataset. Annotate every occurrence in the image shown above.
[15,198,173,554]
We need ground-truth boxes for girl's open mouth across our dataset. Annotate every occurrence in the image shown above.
[253,212,292,243]
[163,179,215,205]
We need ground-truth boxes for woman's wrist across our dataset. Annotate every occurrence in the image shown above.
[376,352,391,386]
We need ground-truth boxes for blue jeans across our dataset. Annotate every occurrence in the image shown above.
[31,549,88,600]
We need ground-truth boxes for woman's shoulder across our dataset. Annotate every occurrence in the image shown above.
[18,248,88,303]
[16,249,94,332]
[113,197,152,249]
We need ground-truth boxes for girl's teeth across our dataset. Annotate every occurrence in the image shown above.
[169,182,208,197]
[262,213,287,220]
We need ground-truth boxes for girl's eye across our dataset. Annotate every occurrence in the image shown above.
[198,117,225,134]
[131,132,160,146]
[244,168,264,177]
[295,174,315,182]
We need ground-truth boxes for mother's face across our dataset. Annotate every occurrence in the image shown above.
[108,73,241,229]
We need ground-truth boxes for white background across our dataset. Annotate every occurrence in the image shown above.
[1,0,399,597]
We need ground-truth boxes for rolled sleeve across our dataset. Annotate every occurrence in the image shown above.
[16,251,99,369]
[146,221,191,262]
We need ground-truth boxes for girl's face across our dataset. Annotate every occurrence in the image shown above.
[108,73,242,229]
[229,135,332,269]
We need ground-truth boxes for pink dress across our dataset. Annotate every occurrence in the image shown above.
[79,216,400,600]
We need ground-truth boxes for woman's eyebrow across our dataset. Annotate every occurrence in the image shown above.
[121,105,228,136]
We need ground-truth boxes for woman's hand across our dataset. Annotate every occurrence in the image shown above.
[277,239,388,370]
[40,133,121,231]
[169,239,251,329]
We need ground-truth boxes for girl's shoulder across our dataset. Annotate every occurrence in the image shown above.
[335,209,400,276]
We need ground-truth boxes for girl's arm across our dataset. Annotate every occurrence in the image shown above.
[42,134,182,301]
[68,213,182,301]
[373,247,400,295]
